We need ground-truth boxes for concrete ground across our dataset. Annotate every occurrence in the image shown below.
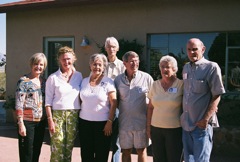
[1,123,240,162]
[0,123,153,162]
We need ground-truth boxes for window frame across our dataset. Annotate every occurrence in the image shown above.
[147,32,240,93]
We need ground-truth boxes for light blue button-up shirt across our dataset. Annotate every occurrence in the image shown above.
[181,57,225,131]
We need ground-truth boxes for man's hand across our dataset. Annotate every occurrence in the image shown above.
[196,119,208,129]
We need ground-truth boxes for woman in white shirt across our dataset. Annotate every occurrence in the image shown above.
[79,53,117,162]
[45,46,82,162]
[147,55,183,162]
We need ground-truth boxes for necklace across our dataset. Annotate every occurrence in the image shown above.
[63,74,68,78]
[89,74,103,93]
[62,70,72,79]
[89,85,96,93]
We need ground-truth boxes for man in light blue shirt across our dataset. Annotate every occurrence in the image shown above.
[115,51,153,162]
[181,38,225,162]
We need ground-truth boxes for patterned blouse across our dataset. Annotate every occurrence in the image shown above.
[15,76,46,122]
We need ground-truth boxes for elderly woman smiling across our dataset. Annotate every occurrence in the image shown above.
[147,55,183,162]
[79,53,117,162]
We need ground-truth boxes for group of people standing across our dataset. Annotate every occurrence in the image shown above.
[15,37,225,162]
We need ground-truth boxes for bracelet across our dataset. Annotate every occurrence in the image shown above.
[17,120,23,124]
[47,116,52,120]
[107,119,113,123]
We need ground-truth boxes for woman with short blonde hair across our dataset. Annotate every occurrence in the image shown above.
[16,52,47,162]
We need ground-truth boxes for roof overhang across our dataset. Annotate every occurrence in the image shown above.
[0,0,139,13]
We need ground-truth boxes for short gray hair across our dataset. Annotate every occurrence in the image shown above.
[105,37,119,49]
[122,51,139,62]
[159,55,178,73]
[89,53,108,70]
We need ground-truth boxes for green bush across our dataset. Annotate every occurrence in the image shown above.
[218,93,240,126]
[3,95,15,110]
[0,72,6,100]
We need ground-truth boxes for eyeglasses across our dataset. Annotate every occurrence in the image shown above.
[129,60,140,64]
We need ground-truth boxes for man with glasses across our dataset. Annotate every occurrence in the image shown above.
[115,51,153,162]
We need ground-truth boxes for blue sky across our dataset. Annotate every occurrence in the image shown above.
[0,0,21,54]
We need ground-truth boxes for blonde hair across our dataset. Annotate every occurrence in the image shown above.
[57,46,77,64]
[29,53,47,70]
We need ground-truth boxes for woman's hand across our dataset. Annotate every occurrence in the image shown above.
[147,100,154,139]
[46,106,55,135]
[103,120,112,136]
[18,123,26,137]
[47,118,56,135]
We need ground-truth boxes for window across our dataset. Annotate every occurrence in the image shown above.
[147,32,240,93]
[226,47,240,91]
[44,37,74,76]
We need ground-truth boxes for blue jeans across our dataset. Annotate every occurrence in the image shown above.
[111,118,121,162]
[182,124,213,162]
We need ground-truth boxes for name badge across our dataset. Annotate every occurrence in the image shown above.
[168,87,177,93]
[138,87,148,93]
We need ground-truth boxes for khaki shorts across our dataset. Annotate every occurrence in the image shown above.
[119,129,148,149]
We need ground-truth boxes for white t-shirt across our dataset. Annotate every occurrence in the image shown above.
[79,76,116,121]
[45,69,82,110]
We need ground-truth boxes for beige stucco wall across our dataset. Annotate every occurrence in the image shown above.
[6,0,240,98]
